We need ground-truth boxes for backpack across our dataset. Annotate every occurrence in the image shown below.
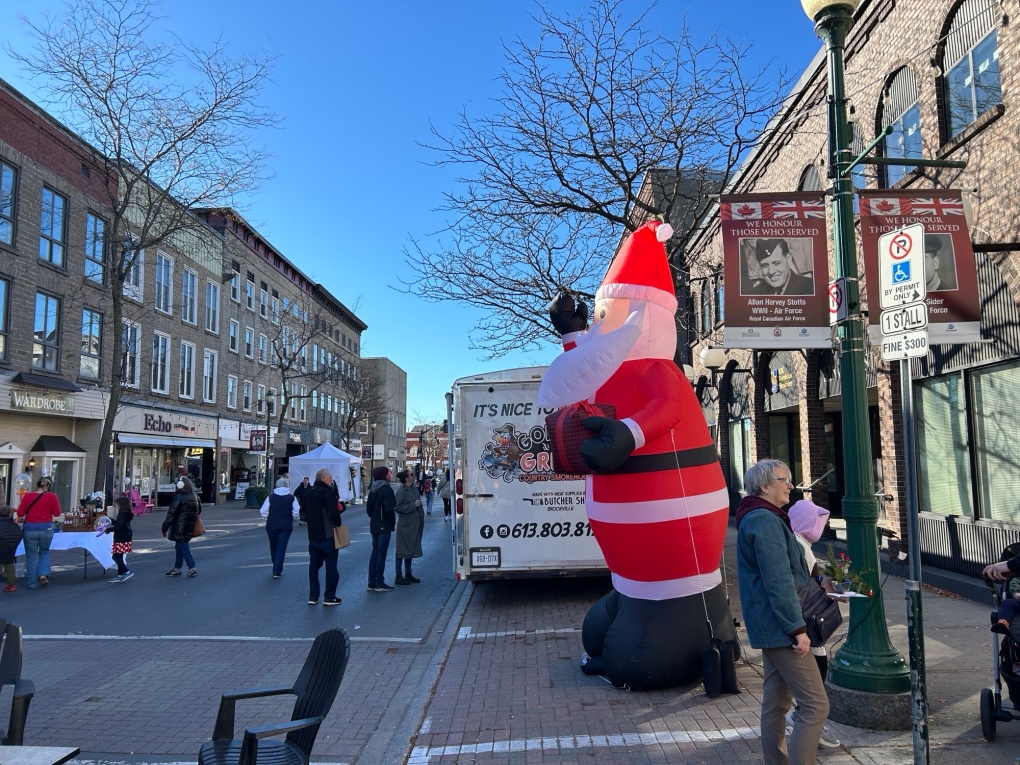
[423,478,432,493]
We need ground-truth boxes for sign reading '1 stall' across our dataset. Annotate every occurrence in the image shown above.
[860,190,980,345]
[721,192,832,349]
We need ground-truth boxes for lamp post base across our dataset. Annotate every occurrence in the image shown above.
[825,678,912,730]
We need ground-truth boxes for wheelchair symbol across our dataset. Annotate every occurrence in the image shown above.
[892,261,911,284]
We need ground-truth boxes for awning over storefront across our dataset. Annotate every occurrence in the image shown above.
[12,372,81,393]
[116,434,217,448]
[30,435,86,453]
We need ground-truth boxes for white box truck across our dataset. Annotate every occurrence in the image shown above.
[449,367,608,580]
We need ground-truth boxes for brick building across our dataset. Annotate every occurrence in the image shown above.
[683,0,1019,579]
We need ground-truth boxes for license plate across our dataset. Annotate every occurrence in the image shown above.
[470,547,500,568]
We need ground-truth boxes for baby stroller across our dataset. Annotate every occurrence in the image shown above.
[981,541,1020,740]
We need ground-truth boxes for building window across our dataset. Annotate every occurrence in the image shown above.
[124,246,143,302]
[246,276,255,311]
[244,326,254,358]
[205,281,219,333]
[122,320,140,387]
[155,252,173,314]
[300,385,307,422]
[257,384,266,414]
[243,380,252,411]
[271,295,279,324]
[226,374,237,409]
[715,275,724,324]
[80,308,102,380]
[230,270,240,303]
[258,333,267,364]
[151,332,170,393]
[0,160,16,246]
[33,292,61,371]
[797,165,822,192]
[202,349,217,402]
[881,67,921,186]
[229,319,239,353]
[943,0,1000,139]
[39,188,66,267]
[0,276,8,361]
[179,341,195,399]
[259,285,268,318]
[269,387,277,417]
[916,373,972,517]
[182,268,198,324]
[84,213,106,283]
[700,288,711,334]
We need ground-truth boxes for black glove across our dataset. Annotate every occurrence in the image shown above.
[580,416,636,474]
[549,292,589,336]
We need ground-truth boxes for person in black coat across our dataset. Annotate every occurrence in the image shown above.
[303,468,345,606]
[293,476,311,525]
[366,466,396,592]
[105,496,134,582]
[162,476,201,578]
[0,504,23,592]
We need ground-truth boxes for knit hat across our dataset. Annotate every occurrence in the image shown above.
[596,220,677,312]
[372,465,390,481]
[789,499,830,544]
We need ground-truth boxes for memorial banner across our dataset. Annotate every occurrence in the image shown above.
[721,192,831,349]
[860,189,980,344]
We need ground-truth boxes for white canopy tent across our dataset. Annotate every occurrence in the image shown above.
[288,442,362,501]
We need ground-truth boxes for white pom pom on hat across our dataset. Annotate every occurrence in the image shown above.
[655,223,674,242]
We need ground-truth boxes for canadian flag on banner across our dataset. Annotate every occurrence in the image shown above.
[723,201,771,220]
[861,197,908,216]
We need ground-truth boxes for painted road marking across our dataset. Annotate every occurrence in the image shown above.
[456,626,578,640]
[407,728,761,763]
[25,634,421,643]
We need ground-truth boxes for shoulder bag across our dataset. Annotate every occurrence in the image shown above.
[192,499,205,537]
[333,524,350,549]
[797,578,842,646]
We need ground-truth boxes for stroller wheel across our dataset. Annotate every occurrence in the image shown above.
[981,687,997,741]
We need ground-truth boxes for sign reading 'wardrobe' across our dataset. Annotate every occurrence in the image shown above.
[10,388,75,414]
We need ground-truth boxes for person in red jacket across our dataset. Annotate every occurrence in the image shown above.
[17,476,63,589]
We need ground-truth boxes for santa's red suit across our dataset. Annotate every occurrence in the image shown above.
[539,220,737,691]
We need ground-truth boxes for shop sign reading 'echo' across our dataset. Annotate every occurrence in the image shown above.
[10,388,75,414]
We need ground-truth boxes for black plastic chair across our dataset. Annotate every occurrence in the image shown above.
[0,619,35,746]
[198,628,351,765]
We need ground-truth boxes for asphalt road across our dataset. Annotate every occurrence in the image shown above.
[0,500,460,640]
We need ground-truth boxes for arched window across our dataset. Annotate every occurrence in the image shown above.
[881,67,921,186]
[700,287,712,334]
[798,165,823,192]
[715,273,724,324]
[850,124,866,213]
[943,0,1001,139]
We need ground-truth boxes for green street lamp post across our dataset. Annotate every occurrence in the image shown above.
[370,422,377,481]
[264,389,276,490]
[802,0,909,694]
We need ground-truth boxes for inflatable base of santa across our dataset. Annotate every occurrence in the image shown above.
[579,584,739,691]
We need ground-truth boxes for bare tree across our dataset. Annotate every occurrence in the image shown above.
[335,368,388,453]
[9,0,277,491]
[405,0,789,358]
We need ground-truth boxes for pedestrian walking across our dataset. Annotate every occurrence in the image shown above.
[423,470,434,515]
[16,476,62,589]
[437,469,451,521]
[366,466,396,592]
[162,476,201,578]
[0,504,23,592]
[105,496,134,583]
[736,459,830,765]
[394,469,424,585]
[260,477,300,579]
[303,468,345,606]
[787,499,840,749]
[294,475,311,525]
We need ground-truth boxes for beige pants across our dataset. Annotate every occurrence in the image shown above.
[760,645,830,765]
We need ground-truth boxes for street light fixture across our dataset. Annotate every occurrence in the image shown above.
[801,0,909,695]
[263,389,276,490]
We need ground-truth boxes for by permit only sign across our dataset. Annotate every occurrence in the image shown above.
[878,224,926,309]
[720,192,831,349]
[860,190,980,345]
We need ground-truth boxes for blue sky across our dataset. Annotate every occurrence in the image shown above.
[0,1,823,424]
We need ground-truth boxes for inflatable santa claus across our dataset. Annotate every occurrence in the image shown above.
[537,219,738,691]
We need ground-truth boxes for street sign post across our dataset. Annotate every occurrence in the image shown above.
[878,224,926,310]
[880,301,928,335]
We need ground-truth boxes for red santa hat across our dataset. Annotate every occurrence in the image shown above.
[596,220,678,312]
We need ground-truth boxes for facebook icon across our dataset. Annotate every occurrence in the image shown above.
[892,261,911,284]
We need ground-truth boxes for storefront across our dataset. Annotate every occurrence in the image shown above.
[113,405,218,507]
[0,371,105,511]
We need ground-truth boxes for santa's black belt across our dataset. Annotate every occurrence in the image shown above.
[609,445,719,474]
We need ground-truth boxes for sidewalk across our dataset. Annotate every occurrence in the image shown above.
[407,527,1017,764]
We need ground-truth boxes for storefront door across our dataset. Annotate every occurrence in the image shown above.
[131,450,155,504]
[50,460,75,513]
[0,460,10,505]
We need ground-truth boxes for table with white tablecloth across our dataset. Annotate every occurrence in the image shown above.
[16,531,114,570]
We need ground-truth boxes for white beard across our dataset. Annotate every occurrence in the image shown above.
[536,308,643,408]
